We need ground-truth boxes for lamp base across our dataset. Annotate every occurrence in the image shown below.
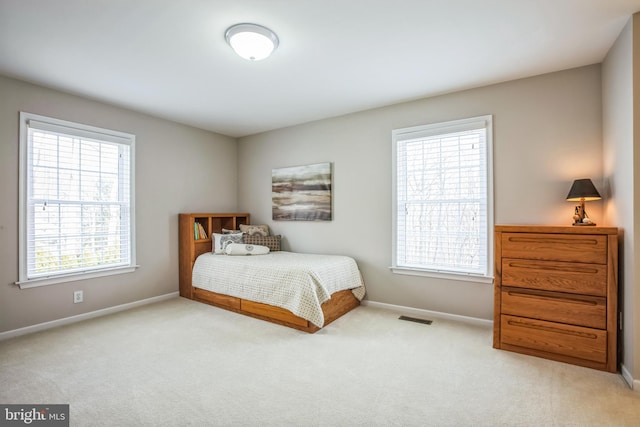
[571,202,596,226]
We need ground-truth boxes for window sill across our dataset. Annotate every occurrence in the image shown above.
[16,265,140,289]
[389,266,494,284]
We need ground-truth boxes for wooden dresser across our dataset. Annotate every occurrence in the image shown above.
[493,225,618,372]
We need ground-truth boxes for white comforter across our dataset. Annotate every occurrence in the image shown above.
[192,251,366,327]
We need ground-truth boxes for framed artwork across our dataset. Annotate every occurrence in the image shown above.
[272,162,332,221]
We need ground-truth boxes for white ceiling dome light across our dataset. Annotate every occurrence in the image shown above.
[225,23,279,61]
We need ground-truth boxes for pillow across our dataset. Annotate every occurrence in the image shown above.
[212,233,224,254]
[224,243,270,256]
[243,234,281,251]
[213,232,243,253]
[221,228,239,234]
[239,224,269,237]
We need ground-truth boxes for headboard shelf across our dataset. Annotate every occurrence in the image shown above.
[178,213,250,297]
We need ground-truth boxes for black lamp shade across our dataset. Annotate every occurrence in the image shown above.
[566,179,601,201]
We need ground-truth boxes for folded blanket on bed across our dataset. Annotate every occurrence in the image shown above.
[192,251,366,327]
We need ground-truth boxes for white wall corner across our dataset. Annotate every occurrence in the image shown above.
[620,364,639,391]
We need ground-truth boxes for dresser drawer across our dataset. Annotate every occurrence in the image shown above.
[501,315,607,363]
[502,233,607,264]
[501,288,606,329]
[502,259,607,296]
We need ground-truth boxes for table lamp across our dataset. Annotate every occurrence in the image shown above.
[566,178,601,226]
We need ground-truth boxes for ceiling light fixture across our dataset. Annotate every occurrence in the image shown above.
[225,23,279,61]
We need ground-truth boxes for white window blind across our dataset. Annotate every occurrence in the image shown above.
[18,112,136,287]
[392,115,493,279]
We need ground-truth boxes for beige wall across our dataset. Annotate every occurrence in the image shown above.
[0,75,238,333]
[238,65,603,321]
[603,13,640,386]
[634,12,640,389]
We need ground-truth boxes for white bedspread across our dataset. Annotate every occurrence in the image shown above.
[192,251,366,327]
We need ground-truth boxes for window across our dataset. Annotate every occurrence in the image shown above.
[391,115,493,282]
[18,112,136,288]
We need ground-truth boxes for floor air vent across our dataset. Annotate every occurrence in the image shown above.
[399,316,433,325]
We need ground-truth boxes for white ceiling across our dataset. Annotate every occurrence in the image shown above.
[1,0,639,138]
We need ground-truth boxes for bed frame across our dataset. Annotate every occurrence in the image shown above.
[178,213,360,333]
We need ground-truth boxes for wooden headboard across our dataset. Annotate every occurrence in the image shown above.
[178,213,250,298]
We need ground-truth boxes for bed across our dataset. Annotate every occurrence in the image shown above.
[178,213,365,333]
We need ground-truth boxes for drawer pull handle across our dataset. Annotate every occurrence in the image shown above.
[507,319,599,340]
[506,262,599,274]
[507,291,599,306]
[507,237,600,246]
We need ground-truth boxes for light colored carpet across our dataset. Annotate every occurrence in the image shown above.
[1,297,638,426]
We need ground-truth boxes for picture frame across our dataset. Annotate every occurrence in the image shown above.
[272,162,332,221]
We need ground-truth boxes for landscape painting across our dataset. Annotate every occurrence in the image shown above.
[272,162,332,221]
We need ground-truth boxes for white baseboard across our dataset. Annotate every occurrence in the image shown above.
[0,292,179,341]
[361,300,493,328]
[621,363,640,391]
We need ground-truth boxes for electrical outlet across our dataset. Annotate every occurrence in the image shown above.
[73,290,83,304]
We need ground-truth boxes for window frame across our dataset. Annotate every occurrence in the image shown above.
[391,115,494,283]
[17,112,137,289]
